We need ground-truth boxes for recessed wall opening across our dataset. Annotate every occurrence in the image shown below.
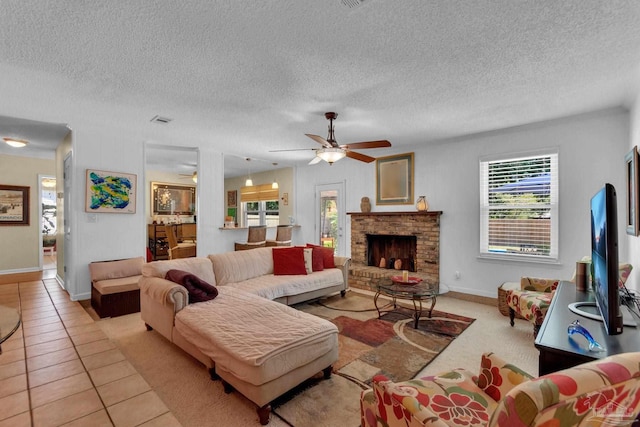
[367,234,417,271]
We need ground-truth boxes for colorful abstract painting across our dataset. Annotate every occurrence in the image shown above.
[85,169,137,213]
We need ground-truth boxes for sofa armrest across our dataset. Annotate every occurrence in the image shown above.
[477,352,533,402]
[334,256,351,289]
[139,277,188,312]
[366,374,447,427]
[489,352,640,427]
[520,277,559,292]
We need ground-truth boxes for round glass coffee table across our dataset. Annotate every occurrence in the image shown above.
[0,305,21,354]
[374,276,437,329]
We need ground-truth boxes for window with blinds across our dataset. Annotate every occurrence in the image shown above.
[240,184,280,227]
[479,150,558,260]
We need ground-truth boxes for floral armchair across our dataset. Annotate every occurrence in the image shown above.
[360,351,640,427]
[506,263,633,337]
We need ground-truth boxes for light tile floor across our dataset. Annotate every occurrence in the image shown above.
[0,277,182,427]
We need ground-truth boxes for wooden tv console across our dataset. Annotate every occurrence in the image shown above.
[535,281,640,375]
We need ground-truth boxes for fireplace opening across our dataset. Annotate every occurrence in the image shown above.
[367,234,418,272]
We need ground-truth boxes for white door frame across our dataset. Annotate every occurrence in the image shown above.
[315,181,346,257]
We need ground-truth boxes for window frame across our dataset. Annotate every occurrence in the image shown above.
[479,149,559,263]
[242,200,279,227]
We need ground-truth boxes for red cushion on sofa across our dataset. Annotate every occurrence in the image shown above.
[273,247,308,275]
[306,244,335,269]
[310,247,324,271]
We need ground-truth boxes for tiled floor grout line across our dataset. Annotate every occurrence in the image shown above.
[6,278,181,427]
[36,279,118,426]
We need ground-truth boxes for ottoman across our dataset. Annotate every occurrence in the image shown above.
[175,287,338,425]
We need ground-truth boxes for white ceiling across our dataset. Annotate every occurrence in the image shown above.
[1,1,640,176]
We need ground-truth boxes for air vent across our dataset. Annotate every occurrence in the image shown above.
[150,115,172,124]
[340,0,368,9]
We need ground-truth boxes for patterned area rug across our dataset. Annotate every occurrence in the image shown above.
[272,292,475,425]
[333,308,475,384]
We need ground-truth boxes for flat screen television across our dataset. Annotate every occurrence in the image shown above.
[590,183,623,335]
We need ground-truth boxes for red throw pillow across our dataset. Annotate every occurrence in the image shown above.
[272,247,308,275]
[306,244,335,269]
[310,247,324,271]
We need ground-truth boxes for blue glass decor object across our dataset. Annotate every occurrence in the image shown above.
[567,320,605,352]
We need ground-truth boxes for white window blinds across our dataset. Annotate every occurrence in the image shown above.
[480,151,558,260]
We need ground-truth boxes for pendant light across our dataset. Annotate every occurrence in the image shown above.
[245,158,253,186]
[271,163,279,189]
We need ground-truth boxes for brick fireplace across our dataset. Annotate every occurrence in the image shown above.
[348,211,441,292]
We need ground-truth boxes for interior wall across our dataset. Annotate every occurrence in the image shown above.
[627,94,640,293]
[0,154,56,272]
[296,108,630,298]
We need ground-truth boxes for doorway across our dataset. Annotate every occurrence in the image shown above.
[315,182,346,256]
[40,175,57,270]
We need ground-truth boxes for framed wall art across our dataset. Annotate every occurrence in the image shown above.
[625,146,639,236]
[86,169,137,213]
[0,185,30,225]
[152,182,196,215]
[376,152,414,205]
[227,190,237,208]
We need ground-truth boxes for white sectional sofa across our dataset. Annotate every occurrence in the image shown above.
[138,246,350,424]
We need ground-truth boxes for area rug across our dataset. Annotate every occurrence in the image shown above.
[270,292,475,425]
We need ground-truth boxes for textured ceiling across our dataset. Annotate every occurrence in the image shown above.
[1,1,640,175]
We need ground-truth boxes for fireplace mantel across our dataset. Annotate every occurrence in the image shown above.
[347,211,442,217]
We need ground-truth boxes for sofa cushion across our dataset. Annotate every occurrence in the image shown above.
[175,286,338,386]
[142,257,216,285]
[226,269,344,301]
[307,244,335,268]
[272,247,307,275]
[93,275,142,295]
[165,269,218,303]
[209,247,273,286]
[89,257,145,282]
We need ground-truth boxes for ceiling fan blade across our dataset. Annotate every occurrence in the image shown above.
[269,148,317,152]
[305,134,333,148]
[345,150,376,163]
[308,156,322,165]
[340,140,392,150]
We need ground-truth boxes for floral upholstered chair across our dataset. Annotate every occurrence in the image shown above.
[360,351,640,427]
[506,263,633,337]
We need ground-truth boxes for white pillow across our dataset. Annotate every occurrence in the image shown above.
[303,248,313,274]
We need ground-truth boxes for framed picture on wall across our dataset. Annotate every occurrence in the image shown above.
[227,190,237,208]
[152,182,196,215]
[625,146,639,236]
[85,169,137,213]
[0,185,30,225]
[376,152,414,205]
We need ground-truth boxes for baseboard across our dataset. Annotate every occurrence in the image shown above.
[446,290,497,307]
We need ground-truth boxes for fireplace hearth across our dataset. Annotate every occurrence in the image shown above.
[348,211,441,292]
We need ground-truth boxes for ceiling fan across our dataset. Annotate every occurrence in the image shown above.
[179,171,198,183]
[270,112,391,165]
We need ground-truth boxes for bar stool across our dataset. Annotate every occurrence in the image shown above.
[235,225,267,251]
[266,225,293,247]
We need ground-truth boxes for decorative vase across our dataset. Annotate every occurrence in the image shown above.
[360,197,371,213]
[379,257,386,268]
[416,196,428,211]
[394,259,402,270]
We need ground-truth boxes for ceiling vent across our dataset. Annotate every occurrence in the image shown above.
[339,0,368,9]
[150,115,172,124]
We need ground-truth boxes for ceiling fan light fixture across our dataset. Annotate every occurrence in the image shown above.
[317,147,346,164]
[3,137,28,148]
